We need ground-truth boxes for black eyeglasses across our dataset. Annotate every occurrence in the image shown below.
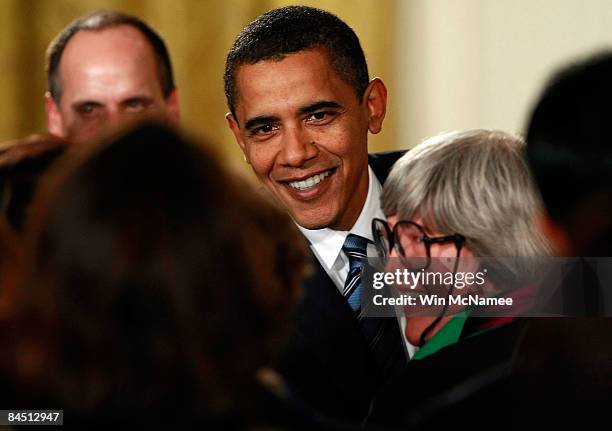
[371,217,466,270]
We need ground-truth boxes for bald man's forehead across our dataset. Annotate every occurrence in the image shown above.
[58,25,164,101]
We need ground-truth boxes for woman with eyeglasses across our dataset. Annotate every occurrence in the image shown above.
[373,129,550,355]
[366,129,551,428]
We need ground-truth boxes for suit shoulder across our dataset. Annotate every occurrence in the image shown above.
[368,150,407,184]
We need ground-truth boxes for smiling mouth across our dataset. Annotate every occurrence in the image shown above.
[285,168,335,191]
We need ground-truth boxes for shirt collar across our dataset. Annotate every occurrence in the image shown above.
[298,166,384,271]
[411,312,469,360]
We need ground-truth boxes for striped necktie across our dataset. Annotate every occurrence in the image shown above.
[342,233,370,312]
[342,233,405,379]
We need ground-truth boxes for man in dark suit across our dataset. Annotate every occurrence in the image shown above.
[224,6,407,422]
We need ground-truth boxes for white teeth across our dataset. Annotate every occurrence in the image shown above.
[288,170,332,190]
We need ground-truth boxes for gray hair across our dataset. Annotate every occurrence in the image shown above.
[382,129,550,281]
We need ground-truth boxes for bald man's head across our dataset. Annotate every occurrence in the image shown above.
[45,11,179,143]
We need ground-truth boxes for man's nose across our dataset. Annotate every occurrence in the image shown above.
[106,108,124,127]
[106,107,146,132]
[279,125,318,167]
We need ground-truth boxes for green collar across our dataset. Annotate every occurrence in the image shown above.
[411,311,469,360]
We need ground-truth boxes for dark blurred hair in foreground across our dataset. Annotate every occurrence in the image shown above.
[0,134,68,232]
[0,215,19,322]
[4,123,309,426]
[526,51,612,255]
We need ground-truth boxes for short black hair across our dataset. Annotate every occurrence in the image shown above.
[224,5,369,118]
[526,52,612,252]
[46,10,175,103]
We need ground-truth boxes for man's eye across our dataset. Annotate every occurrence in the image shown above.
[306,111,335,123]
[77,103,98,115]
[252,124,278,135]
[125,99,148,111]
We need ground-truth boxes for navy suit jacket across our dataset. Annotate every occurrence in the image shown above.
[278,151,407,422]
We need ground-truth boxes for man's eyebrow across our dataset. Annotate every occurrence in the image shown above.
[121,95,154,105]
[245,115,279,131]
[71,100,103,109]
[298,101,342,114]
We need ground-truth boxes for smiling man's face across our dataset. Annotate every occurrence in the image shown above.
[227,48,386,230]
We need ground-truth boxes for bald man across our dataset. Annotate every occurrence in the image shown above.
[45,11,179,144]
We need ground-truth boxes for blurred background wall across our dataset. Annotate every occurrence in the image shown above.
[1,0,612,175]
[395,0,612,150]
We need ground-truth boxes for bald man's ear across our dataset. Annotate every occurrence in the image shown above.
[166,89,180,124]
[46,92,65,137]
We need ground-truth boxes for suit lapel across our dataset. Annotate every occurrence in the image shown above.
[279,254,379,418]
[296,254,373,360]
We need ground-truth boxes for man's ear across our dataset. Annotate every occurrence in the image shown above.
[45,92,65,137]
[166,88,180,124]
[363,78,387,134]
[226,112,249,163]
[538,213,572,256]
